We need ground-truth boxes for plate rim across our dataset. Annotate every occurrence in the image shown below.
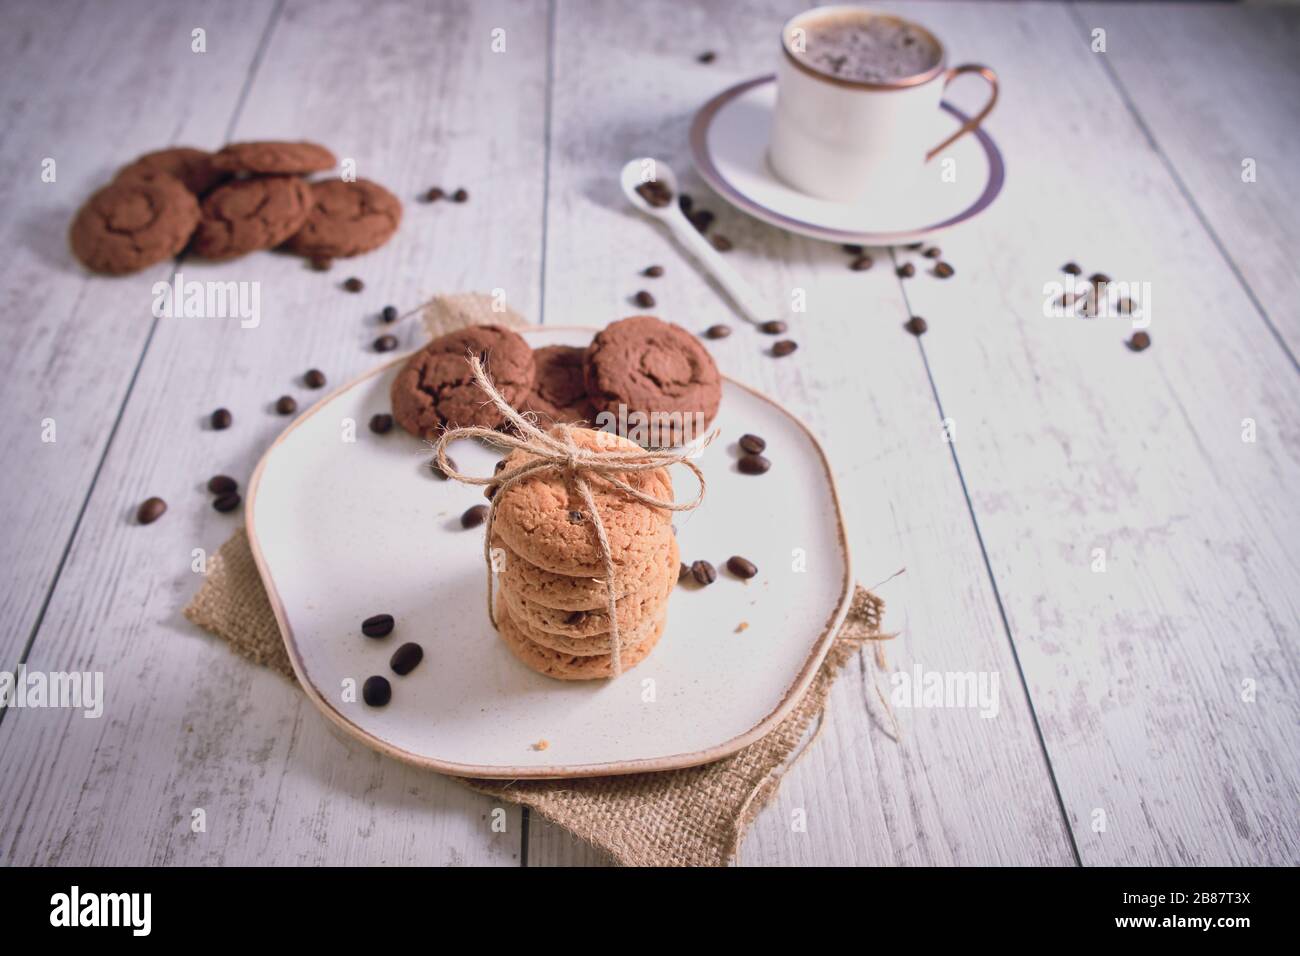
[244,325,855,779]
[689,73,1006,244]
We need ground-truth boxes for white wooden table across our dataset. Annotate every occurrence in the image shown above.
[1,0,1296,867]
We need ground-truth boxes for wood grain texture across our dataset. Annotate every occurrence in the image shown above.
[873,0,1300,865]
[528,0,1075,867]
[1075,1,1300,360]
[0,0,277,667]
[0,0,547,866]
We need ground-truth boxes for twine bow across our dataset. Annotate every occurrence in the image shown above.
[432,355,715,676]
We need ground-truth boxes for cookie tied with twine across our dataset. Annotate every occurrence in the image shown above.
[433,354,714,676]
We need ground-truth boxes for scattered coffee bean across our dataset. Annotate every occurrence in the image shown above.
[423,187,445,202]
[850,255,873,271]
[633,290,656,308]
[842,243,864,255]
[697,50,716,63]
[923,247,942,259]
[688,209,715,233]
[933,261,955,278]
[310,255,333,272]
[369,413,394,434]
[771,339,798,357]
[678,562,691,582]
[452,188,469,202]
[690,560,718,586]
[727,555,758,579]
[567,509,583,523]
[904,315,928,336]
[210,407,232,430]
[759,320,787,335]
[710,234,733,252]
[344,277,364,293]
[374,334,398,352]
[897,262,915,278]
[362,675,392,707]
[739,433,766,455]
[678,193,693,214]
[1062,262,1082,275]
[362,613,395,638]
[635,180,673,208]
[643,264,664,278]
[213,492,241,513]
[430,456,456,479]
[461,504,489,529]
[1127,331,1151,352]
[275,395,297,415]
[390,642,424,676]
[705,324,732,340]
[136,497,167,525]
[304,368,326,388]
[207,474,237,495]
[381,305,399,323]
[738,453,771,475]
[1089,272,1110,285]
[564,610,587,626]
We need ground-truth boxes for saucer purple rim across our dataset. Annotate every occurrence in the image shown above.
[688,74,1006,245]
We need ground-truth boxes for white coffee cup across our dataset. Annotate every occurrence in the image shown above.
[768,6,998,202]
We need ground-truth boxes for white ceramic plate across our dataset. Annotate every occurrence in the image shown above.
[690,75,1005,244]
[246,326,852,778]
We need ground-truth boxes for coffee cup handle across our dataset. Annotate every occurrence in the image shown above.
[925,64,999,162]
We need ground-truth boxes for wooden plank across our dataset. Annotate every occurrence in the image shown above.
[872,0,1300,864]
[528,0,1075,866]
[0,0,548,866]
[1076,1,1300,359]
[0,0,277,667]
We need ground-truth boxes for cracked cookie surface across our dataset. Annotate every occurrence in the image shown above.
[190,175,313,261]
[69,173,200,275]
[583,315,721,446]
[115,146,227,196]
[211,140,336,175]
[495,597,664,680]
[284,178,402,258]
[520,345,598,427]
[390,325,535,436]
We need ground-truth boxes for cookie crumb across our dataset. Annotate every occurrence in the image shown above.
[735,621,749,633]
[532,739,549,751]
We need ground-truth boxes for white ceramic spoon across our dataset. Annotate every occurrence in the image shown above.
[620,157,773,327]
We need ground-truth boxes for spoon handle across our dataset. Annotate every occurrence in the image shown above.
[663,212,770,326]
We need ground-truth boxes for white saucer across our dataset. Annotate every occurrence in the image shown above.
[690,75,1005,245]
[245,326,853,779]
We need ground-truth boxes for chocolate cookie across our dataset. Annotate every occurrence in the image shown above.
[115,146,226,196]
[211,140,336,175]
[521,345,598,426]
[284,178,402,259]
[495,598,664,680]
[390,325,535,436]
[584,315,722,446]
[69,174,200,275]
[190,175,313,261]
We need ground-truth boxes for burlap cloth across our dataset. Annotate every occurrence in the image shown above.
[182,292,894,867]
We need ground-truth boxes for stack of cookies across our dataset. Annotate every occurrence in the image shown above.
[488,427,679,680]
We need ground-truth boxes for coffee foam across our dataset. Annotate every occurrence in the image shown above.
[791,13,940,84]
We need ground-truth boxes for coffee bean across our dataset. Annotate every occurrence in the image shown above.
[738,453,771,475]
[1127,331,1151,352]
[210,408,232,430]
[381,305,399,323]
[1062,262,1082,275]
[1089,272,1110,284]
[424,187,445,202]
[374,334,398,352]
[390,642,423,676]
[461,504,489,528]
[275,395,297,415]
[904,315,928,336]
[850,255,873,271]
[344,277,364,292]
[842,243,864,255]
[362,613,395,638]
[678,562,691,582]
[697,51,716,63]
[452,188,469,202]
[635,180,673,208]
[310,255,333,272]
[705,324,732,339]
[897,262,915,278]
[759,320,787,335]
[563,610,587,626]
[771,339,798,357]
[567,510,583,523]
[304,368,326,388]
[933,261,955,278]
[690,560,718,586]
[369,413,394,434]
[213,492,241,513]
[688,209,715,233]
[727,555,758,579]
[430,456,456,479]
[207,474,237,495]
[643,265,665,278]
[136,497,167,525]
[739,433,766,454]
[678,193,693,213]
[633,290,655,308]
[362,675,392,707]
[710,234,733,252]
[923,247,941,259]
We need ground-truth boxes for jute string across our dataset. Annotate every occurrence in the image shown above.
[432,354,716,675]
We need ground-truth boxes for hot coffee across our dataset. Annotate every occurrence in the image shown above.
[792,11,941,84]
